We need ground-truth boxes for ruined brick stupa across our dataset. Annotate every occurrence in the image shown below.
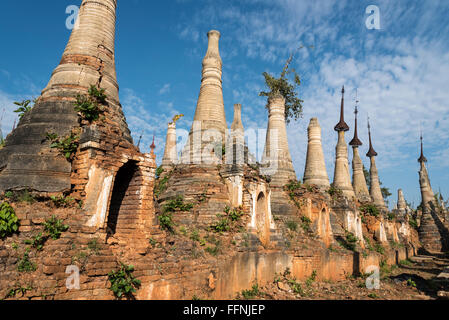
[0,0,135,193]
[417,135,449,252]
[261,94,297,215]
[332,87,355,199]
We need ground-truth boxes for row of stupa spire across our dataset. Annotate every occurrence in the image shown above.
[160,30,418,212]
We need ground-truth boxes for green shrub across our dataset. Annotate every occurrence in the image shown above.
[155,166,164,179]
[162,196,193,213]
[360,204,379,217]
[225,206,245,221]
[240,284,263,299]
[50,195,75,208]
[409,218,418,230]
[387,213,396,221]
[154,174,170,198]
[407,278,416,288]
[301,216,312,232]
[327,186,343,199]
[374,243,385,255]
[24,233,46,251]
[108,263,141,299]
[285,180,302,192]
[17,249,36,272]
[74,85,107,122]
[288,279,304,295]
[44,215,69,240]
[190,229,200,242]
[0,202,19,239]
[5,285,32,298]
[46,132,79,160]
[13,100,33,120]
[286,220,298,232]
[399,259,413,267]
[211,216,230,233]
[158,212,175,233]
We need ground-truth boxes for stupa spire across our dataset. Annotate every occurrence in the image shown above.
[349,94,370,202]
[181,30,227,164]
[365,119,386,209]
[334,86,350,132]
[332,86,355,199]
[303,118,330,189]
[0,0,133,192]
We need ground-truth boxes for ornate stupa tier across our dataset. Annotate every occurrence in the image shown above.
[42,0,119,103]
[303,118,330,189]
[261,94,296,187]
[333,131,355,199]
[181,30,227,165]
[397,189,407,214]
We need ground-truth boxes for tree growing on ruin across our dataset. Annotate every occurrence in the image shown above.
[259,49,307,123]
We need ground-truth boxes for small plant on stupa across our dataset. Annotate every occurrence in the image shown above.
[46,132,79,161]
[0,202,19,239]
[17,248,36,273]
[13,100,33,120]
[108,263,141,299]
[360,203,380,217]
[74,85,107,122]
[259,49,306,123]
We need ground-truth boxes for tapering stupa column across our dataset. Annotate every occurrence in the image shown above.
[332,87,355,199]
[417,134,448,252]
[261,94,296,185]
[161,122,178,168]
[349,105,371,202]
[366,120,386,209]
[0,0,132,192]
[303,118,330,189]
[397,189,407,215]
[228,104,245,167]
[181,30,227,165]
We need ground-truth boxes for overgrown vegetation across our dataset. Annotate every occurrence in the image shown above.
[286,220,298,232]
[17,248,36,272]
[3,190,35,204]
[158,196,194,233]
[108,263,141,299]
[44,215,70,240]
[210,206,245,233]
[74,85,107,122]
[300,216,312,232]
[337,232,358,251]
[154,171,171,198]
[5,284,32,299]
[155,166,164,179]
[24,215,69,253]
[13,99,34,120]
[50,195,75,208]
[46,132,79,161]
[259,51,305,123]
[239,283,264,300]
[327,185,343,200]
[0,202,19,239]
[409,217,418,230]
[360,203,380,217]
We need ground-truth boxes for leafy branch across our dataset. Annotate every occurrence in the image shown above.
[74,85,107,122]
[259,48,308,123]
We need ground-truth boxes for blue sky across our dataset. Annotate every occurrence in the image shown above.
[0,0,448,208]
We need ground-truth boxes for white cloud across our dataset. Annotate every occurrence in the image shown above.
[159,83,171,95]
